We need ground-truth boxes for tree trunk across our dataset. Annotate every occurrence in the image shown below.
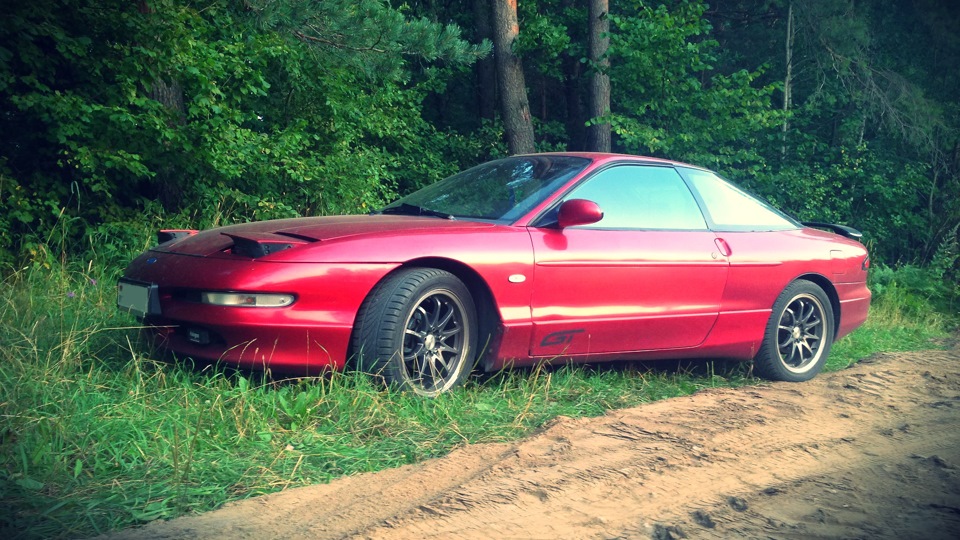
[563,53,585,150]
[586,0,611,152]
[492,0,536,155]
[781,2,794,160]
[473,0,497,122]
[139,0,186,210]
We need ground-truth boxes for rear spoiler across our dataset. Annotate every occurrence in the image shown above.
[802,222,863,240]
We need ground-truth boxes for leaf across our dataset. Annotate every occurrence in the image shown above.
[16,477,44,490]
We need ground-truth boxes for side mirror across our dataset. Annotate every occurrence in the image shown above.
[557,199,604,228]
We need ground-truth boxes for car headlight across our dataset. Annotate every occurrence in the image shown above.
[200,292,295,307]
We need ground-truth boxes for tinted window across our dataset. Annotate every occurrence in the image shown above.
[564,165,707,230]
[679,167,798,231]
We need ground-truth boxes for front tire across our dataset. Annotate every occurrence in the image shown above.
[754,280,834,382]
[352,268,478,396]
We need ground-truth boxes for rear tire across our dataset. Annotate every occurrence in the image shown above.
[754,280,834,382]
[352,268,477,396]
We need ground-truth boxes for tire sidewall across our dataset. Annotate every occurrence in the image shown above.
[755,280,835,383]
[354,268,478,396]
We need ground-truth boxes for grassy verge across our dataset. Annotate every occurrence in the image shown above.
[0,261,952,539]
[827,272,955,371]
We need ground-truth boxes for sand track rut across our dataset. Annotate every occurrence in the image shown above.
[104,347,960,540]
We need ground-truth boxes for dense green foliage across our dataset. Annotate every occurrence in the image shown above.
[1,0,957,271]
[0,256,953,538]
[708,0,960,267]
[0,0,491,268]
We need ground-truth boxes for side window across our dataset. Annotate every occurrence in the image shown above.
[678,167,797,231]
[564,165,707,230]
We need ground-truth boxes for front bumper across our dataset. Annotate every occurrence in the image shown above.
[121,250,399,373]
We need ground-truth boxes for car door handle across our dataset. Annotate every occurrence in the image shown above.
[715,237,732,257]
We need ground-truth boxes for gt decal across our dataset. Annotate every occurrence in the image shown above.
[540,329,585,347]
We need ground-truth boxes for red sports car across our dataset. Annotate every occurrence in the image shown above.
[118,153,870,395]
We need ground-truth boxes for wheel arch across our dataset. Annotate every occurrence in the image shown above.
[794,273,841,340]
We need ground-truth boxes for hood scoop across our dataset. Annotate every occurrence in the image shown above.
[223,231,318,258]
[157,229,199,244]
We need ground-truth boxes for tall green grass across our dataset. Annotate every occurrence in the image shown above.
[0,259,952,539]
[828,265,955,370]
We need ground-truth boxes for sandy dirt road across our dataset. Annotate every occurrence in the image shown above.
[106,345,960,539]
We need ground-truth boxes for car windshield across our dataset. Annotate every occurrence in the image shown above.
[381,156,590,223]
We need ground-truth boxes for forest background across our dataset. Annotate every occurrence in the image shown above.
[1,0,958,272]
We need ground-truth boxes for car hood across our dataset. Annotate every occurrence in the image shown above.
[152,215,497,258]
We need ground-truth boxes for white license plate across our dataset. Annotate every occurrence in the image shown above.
[117,279,156,317]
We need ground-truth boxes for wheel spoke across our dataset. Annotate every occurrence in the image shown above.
[783,343,799,366]
[437,354,452,374]
[438,325,462,339]
[436,305,455,330]
[403,343,424,362]
[428,354,445,381]
[425,297,441,327]
[795,301,808,321]
[777,331,793,349]
[435,344,458,354]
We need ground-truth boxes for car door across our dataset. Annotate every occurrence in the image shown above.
[527,164,729,357]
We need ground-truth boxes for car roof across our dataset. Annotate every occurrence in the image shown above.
[514,152,706,171]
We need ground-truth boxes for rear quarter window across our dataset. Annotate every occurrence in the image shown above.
[679,167,798,232]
